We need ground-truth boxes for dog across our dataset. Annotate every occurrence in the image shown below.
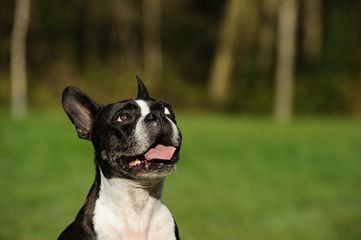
[58,76,182,240]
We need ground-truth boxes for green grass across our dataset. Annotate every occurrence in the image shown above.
[1,110,361,239]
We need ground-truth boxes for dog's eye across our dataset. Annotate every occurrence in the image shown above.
[117,113,132,122]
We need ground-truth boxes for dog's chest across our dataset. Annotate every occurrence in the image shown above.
[93,200,176,240]
[93,175,177,240]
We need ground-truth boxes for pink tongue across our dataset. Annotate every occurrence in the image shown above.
[144,145,176,161]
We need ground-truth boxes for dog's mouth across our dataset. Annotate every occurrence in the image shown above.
[121,138,180,172]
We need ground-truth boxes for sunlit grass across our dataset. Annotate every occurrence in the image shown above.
[1,110,360,239]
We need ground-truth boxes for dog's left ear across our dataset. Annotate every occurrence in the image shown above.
[136,75,150,99]
[62,86,99,140]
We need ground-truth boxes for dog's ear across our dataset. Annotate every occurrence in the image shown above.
[136,75,150,99]
[62,86,99,140]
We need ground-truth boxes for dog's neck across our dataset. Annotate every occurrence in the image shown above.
[98,169,165,209]
[93,170,176,239]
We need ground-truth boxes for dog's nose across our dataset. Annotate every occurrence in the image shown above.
[145,111,166,125]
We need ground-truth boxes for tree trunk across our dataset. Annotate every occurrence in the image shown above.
[303,0,322,62]
[207,0,244,105]
[274,0,298,124]
[114,1,140,70]
[257,0,279,72]
[143,0,163,90]
[11,0,30,119]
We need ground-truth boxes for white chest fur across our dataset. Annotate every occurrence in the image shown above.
[93,171,177,240]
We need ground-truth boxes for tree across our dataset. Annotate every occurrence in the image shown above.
[143,0,163,90]
[256,0,279,73]
[302,0,323,62]
[207,0,244,105]
[274,0,298,124]
[10,0,30,119]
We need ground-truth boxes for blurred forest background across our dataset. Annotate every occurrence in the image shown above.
[1,0,360,119]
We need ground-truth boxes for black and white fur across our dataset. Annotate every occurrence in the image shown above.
[58,77,182,240]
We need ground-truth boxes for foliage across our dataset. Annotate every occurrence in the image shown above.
[0,110,360,239]
[0,1,360,115]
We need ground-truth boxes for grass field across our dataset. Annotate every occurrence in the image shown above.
[0,110,360,240]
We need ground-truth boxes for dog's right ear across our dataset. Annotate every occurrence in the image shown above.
[62,86,99,140]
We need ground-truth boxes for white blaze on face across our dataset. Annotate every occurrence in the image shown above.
[133,100,181,155]
[133,100,152,154]
[135,100,151,117]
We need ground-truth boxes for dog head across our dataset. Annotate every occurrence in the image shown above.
[62,76,182,180]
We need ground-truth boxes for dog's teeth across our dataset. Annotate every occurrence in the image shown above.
[129,159,142,167]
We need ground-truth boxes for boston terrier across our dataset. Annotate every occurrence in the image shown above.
[58,76,182,240]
